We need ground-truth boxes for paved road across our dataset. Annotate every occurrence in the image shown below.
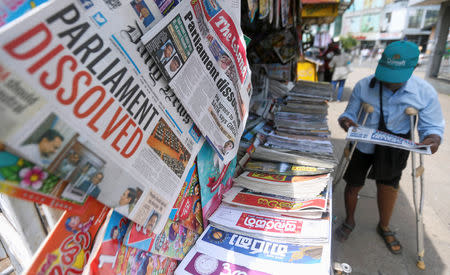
[329,66,450,275]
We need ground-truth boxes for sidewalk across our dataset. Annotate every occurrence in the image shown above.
[329,66,450,275]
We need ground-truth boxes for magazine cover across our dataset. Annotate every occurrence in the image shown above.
[89,211,131,274]
[114,246,178,275]
[169,162,203,234]
[0,143,83,212]
[197,142,236,226]
[25,197,110,275]
[0,0,48,27]
[124,219,198,260]
[223,187,328,213]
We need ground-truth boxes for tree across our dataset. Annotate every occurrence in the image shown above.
[340,35,358,51]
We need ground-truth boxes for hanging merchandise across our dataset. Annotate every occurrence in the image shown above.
[247,0,259,22]
[268,0,274,24]
[280,0,289,28]
[259,0,269,20]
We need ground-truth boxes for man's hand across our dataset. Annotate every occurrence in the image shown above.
[421,134,441,154]
[338,117,358,132]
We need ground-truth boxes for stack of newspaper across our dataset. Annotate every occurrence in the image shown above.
[174,75,335,274]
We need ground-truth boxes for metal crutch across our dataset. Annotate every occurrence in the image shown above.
[333,103,374,186]
[405,107,426,270]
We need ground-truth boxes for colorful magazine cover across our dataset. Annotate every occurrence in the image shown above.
[25,197,110,275]
[114,246,178,275]
[169,162,203,235]
[197,142,236,226]
[123,219,198,260]
[0,144,83,212]
[89,211,131,274]
[0,0,48,27]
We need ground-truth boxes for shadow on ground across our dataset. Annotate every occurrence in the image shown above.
[330,137,446,275]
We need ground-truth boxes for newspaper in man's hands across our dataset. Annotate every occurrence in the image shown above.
[347,126,431,154]
[141,0,252,165]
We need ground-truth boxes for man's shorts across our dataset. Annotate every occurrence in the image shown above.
[343,148,402,189]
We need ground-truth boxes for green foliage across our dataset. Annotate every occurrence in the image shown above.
[340,35,358,51]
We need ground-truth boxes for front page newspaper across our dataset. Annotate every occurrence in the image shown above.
[141,0,252,164]
[347,126,431,154]
[0,0,204,234]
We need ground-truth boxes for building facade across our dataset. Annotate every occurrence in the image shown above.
[340,0,440,51]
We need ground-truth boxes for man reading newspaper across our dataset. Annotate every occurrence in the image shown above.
[336,41,444,254]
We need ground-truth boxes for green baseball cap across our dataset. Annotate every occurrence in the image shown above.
[375,41,420,83]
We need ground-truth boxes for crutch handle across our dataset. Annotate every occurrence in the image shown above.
[362,103,374,114]
[405,107,418,116]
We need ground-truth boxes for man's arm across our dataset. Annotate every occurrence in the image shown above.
[338,81,363,132]
[417,86,445,154]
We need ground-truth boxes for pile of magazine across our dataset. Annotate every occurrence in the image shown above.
[173,75,336,274]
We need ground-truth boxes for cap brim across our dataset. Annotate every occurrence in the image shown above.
[375,64,414,83]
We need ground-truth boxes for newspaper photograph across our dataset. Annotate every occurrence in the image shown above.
[141,0,252,165]
[0,0,205,234]
[347,126,432,154]
[208,204,329,241]
[191,225,330,275]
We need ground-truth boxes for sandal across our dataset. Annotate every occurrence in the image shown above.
[335,222,354,242]
[377,224,402,255]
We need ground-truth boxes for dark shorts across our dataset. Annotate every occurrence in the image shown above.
[343,148,402,189]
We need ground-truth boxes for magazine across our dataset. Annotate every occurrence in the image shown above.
[0,0,205,233]
[197,142,236,226]
[222,187,328,213]
[25,197,110,275]
[233,171,329,199]
[86,210,178,275]
[208,204,329,242]
[88,210,131,274]
[347,126,431,154]
[169,162,203,235]
[0,0,48,27]
[141,0,252,165]
[244,160,332,176]
[123,219,198,260]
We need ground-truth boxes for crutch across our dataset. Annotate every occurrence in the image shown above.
[405,107,426,270]
[333,103,374,186]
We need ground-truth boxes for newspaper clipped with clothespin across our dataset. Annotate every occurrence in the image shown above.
[347,126,431,154]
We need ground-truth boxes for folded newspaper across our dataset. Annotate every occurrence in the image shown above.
[347,126,431,154]
[175,225,330,275]
[141,0,252,165]
[208,204,329,242]
[0,0,205,233]
[223,187,328,213]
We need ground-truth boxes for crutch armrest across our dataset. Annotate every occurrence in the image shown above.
[362,103,374,114]
[405,107,418,116]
